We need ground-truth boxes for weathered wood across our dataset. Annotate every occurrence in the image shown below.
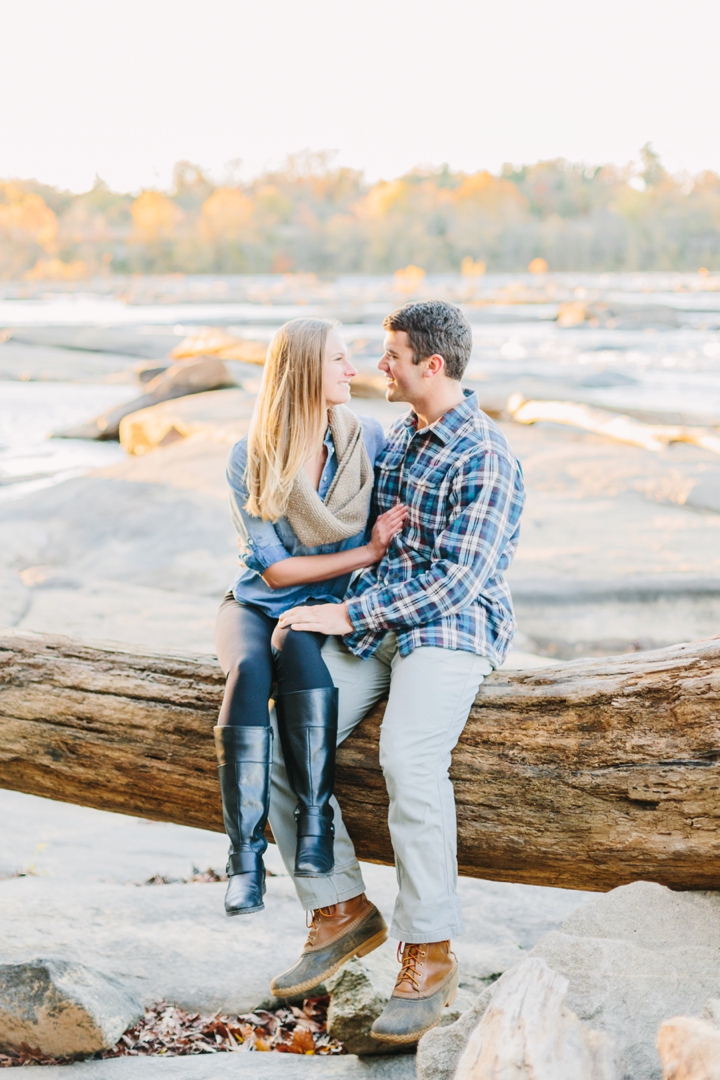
[507,394,720,457]
[1,630,720,892]
[455,958,621,1080]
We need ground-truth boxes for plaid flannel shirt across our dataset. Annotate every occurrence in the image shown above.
[344,390,525,666]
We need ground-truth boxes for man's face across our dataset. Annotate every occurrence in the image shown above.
[378,330,426,403]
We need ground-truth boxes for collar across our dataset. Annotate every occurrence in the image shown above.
[403,389,478,446]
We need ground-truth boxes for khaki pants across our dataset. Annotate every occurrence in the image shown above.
[268,633,492,942]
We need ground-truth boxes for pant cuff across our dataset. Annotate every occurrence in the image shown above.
[389,918,466,942]
[292,862,366,912]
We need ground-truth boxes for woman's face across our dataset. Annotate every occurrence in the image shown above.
[322,329,357,406]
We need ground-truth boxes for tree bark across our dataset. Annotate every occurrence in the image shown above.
[1,630,719,892]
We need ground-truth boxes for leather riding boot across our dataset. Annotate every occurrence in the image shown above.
[371,941,459,1044]
[275,687,338,878]
[214,724,273,916]
[270,893,388,998]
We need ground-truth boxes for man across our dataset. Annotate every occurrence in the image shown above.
[267,300,525,1044]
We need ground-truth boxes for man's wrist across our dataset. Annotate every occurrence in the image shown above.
[345,596,380,633]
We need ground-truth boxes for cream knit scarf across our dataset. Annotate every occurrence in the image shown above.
[285,405,373,546]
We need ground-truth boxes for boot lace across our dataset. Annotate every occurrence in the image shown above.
[305,904,337,946]
[396,942,425,992]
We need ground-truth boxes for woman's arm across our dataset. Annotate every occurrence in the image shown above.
[262,504,406,589]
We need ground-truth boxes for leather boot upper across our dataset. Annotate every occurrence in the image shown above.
[270,893,388,998]
[303,893,375,953]
[370,940,459,1044]
[391,940,456,999]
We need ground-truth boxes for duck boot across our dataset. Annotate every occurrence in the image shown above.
[275,687,338,878]
[270,893,388,998]
[371,941,459,1045]
[214,724,273,916]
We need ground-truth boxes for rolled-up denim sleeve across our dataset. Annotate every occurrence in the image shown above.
[227,442,291,573]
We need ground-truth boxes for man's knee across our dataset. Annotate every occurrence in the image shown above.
[379,728,451,794]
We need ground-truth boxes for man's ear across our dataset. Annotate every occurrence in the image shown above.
[422,353,446,378]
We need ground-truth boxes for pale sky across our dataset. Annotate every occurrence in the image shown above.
[2,0,719,193]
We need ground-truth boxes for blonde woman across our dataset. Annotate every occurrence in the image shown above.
[214,318,406,917]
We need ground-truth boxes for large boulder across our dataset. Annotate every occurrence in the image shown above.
[418,882,720,1080]
[0,958,141,1057]
[533,882,720,1080]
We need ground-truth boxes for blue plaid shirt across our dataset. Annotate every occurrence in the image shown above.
[344,390,525,667]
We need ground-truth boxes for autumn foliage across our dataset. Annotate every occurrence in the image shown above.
[0,146,718,278]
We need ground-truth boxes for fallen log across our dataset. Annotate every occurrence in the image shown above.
[1,631,720,892]
[507,394,720,457]
[53,357,235,441]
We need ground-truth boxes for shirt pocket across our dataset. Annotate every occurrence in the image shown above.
[404,467,452,547]
[375,450,405,508]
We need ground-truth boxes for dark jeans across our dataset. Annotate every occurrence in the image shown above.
[214,593,334,726]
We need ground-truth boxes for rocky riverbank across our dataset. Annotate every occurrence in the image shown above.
[2,281,720,1077]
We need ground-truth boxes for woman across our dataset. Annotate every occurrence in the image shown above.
[214,317,405,917]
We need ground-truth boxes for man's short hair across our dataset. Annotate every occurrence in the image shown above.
[383,301,472,381]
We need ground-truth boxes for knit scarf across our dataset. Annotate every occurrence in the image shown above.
[285,405,373,547]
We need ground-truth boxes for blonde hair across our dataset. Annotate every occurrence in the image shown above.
[245,317,333,521]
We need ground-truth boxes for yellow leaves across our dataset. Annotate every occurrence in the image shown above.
[131,191,184,240]
[452,172,527,214]
[363,180,410,219]
[25,257,88,281]
[394,265,425,293]
[0,193,58,248]
[200,188,253,239]
[461,256,486,277]
[528,257,549,274]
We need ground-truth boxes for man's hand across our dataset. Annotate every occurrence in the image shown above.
[278,602,354,636]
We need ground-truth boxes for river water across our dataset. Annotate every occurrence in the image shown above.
[1,272,719,500]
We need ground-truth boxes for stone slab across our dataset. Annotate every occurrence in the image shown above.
[35,1051,417,1078]
[1,790,592,1008]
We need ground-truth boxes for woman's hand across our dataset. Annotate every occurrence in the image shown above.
[366,503,407,563]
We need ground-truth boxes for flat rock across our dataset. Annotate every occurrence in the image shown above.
[35,1051,417,1078]
[0,958,141,1057]
[0,876,309,1015]
[1,790,591,1029]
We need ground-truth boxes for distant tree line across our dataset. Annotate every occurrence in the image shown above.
[0,146,718,279]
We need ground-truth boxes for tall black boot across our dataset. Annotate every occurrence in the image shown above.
[214,724,273,915]
[275,687,338,878]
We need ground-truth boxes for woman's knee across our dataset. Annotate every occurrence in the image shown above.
[273,628,333,693]
[225,651,272,696]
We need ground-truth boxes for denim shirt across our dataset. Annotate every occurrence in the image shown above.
[227,415,385,616]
